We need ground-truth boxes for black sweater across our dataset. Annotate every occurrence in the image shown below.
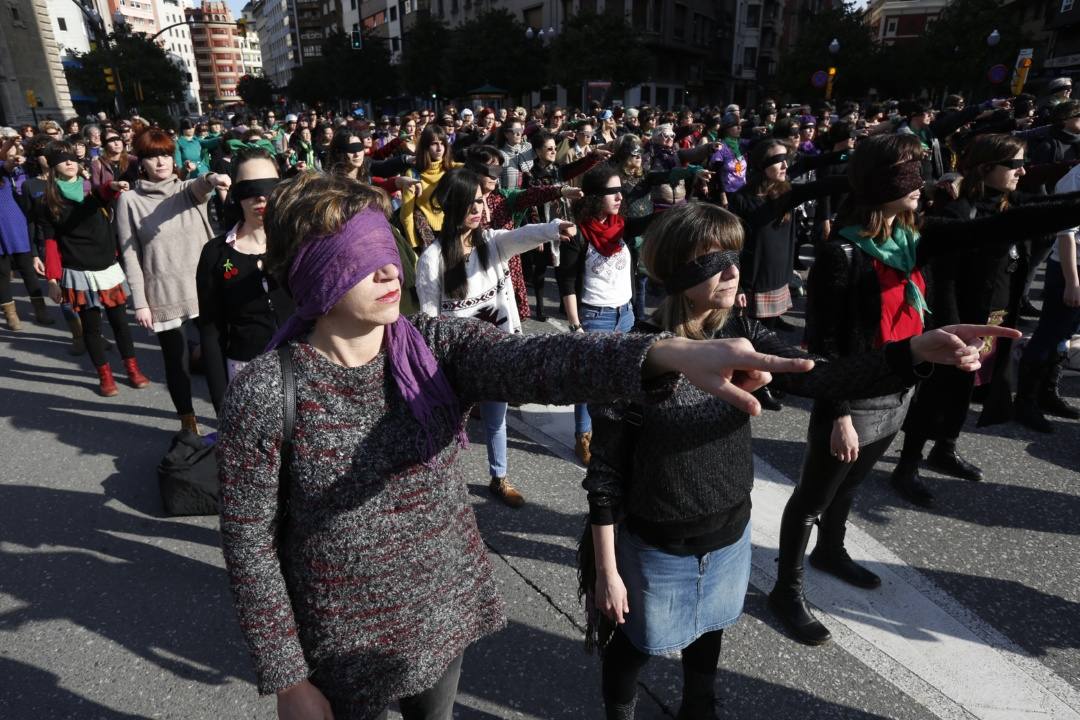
[195,233,294,413]
[40,192,116,272]
[805,196,1080,419]
[584,316,922,555]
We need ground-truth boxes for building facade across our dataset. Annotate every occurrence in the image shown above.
[187,0,241,107]
[239,3,264,75]
[250,0,298,88]
[0,0,76,125]
[865,0,950,45]
[104,0,161,35]
[157,0,202,114]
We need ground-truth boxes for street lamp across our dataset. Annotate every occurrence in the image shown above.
[828,38,840,55]
[525,26,534,40]
[987,29,1000,47]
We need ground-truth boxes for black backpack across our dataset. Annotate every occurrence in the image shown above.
[157,347,298,517]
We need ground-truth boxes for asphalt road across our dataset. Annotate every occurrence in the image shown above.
[0,272,1076,719]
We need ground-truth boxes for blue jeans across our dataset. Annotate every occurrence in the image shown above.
[1023,260,1080,364]
[574,302,635,435]
[481,401,508,478]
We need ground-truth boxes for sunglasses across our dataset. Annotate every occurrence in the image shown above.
[629,150,642,157]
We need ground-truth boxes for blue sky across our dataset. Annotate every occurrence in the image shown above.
[227,0,248,18]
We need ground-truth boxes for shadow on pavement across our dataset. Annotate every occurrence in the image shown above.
[0,657,146,719]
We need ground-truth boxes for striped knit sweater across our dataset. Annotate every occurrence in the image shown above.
[217,314,675,718]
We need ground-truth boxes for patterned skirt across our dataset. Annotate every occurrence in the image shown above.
[747,285,792,319]
[60,263,130,311]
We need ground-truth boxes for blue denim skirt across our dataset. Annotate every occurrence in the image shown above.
[616,520,751,656]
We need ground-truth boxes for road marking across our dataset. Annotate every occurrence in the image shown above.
[508,404,1080,720]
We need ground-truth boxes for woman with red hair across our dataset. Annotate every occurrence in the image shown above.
[116,128,231,434]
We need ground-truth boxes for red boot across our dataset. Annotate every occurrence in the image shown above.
[97,364,119,397]
[124,357,151,388]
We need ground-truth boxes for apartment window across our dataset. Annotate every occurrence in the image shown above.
[1063,0,1074,11]
[745,4,760,27]
[885,17,897,35]
[523,4,541,29]
[389,5,396,20]
[673,3,686,38]
[743,46,757,67]
[57,16,67,30]
[391,36,400,50]
[350,0,356,7]
[650,0,662,31]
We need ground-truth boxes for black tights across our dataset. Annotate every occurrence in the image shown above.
[0,252,43,304]
[156,326,194,415]
[80,306,135,367]
[602,627,723,712]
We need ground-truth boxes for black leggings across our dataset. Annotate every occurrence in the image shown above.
[81,306,135,367]
[783,414,895,554]
[156,326,194,415]
[602,627,723,709]
[0,251,43,304]
[372,653,462,720]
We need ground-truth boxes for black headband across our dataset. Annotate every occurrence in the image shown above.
[104,135,123,143]
[46,150,79,167]
[664,250,740,294]
[233,178,279,201]
[853,158,924,205]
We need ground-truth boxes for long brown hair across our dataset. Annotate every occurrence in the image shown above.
[572,165,620,222]
[747,139,792,224]
[958,133,1025,212]
[416,125,455,173]
[642,203,743,339]
[838,133,922,241]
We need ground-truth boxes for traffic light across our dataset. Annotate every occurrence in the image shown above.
[104,67,117,92]
[827,67,836,77]
[351,30,362,49]
[236,19,247,37]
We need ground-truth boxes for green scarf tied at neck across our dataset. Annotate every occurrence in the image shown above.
[56,177,85,203]
[723,136,742,158]
[838,224,931,320]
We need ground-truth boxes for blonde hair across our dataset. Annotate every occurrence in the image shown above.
[264,172,391,285]
[642,203,743,339]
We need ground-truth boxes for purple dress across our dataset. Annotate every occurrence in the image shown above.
[0,177,31,256]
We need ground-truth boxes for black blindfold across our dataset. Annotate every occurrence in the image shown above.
[664,250,740,295]
[233,178,279,201]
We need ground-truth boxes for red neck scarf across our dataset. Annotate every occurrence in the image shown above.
[578,214,626,257]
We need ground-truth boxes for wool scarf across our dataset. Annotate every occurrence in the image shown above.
[579,214,626,257]
[838,224,930,320]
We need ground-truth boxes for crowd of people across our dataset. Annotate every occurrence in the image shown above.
[0,84,1078,720]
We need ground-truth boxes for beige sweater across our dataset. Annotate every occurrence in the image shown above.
[116,176,214,322]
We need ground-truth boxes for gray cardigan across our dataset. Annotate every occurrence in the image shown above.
[116,176,213,322]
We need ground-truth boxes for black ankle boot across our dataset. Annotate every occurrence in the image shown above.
[1015,357,1054,433]
[926,440,983,482]
[771,506,831,645]
[809,546,881,589]
[754,386,783,411]
[768,586,831,645]
[890,460,934,508]
[605,696,637,720]
[1039,358,1080,419]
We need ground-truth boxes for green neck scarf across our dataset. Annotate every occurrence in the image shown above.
[723,136,742,158]
[838,224,930,319]
[56,177,85,203]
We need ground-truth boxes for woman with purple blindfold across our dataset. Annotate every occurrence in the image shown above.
[217,171,835,720]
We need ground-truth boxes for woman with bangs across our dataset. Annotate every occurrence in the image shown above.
[196,146,294,415]
[90,128,137,201]
[36,142,150,396]
[398,124,461,250]
[115,128,231,434]
[581,201,1020,719]
[770,134,1080,649]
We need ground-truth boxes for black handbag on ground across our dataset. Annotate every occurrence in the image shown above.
[158,430,219,516]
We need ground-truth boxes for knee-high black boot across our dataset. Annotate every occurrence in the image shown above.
[769,500,831,645]
[809,500,881,589]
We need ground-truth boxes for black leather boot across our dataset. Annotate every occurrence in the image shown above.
[675,673,718,720]
[1015,357,1054,433]
[810,507,881,589]
[926,439,984,482]
[532,282,547,322]
[1039,358,1080,419]
[890,459,935,508]
[605,696,637,720]
[769,504,831,645]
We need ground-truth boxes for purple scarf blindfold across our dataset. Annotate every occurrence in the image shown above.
[266,208,465,460]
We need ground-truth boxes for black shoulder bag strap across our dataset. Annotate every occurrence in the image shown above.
[276,346,297,536]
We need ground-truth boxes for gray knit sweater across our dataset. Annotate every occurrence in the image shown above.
[115,176,213,321]
[217,314,675,718]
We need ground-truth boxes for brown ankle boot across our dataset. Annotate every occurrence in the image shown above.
[1,301,21,331]
[96,364,119,397]
[66,316,85,355]
[575,431,592,465]
[179,413,200,436]
[30,296,55,325]
[489,476,525,508]
[123,357,150,388]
